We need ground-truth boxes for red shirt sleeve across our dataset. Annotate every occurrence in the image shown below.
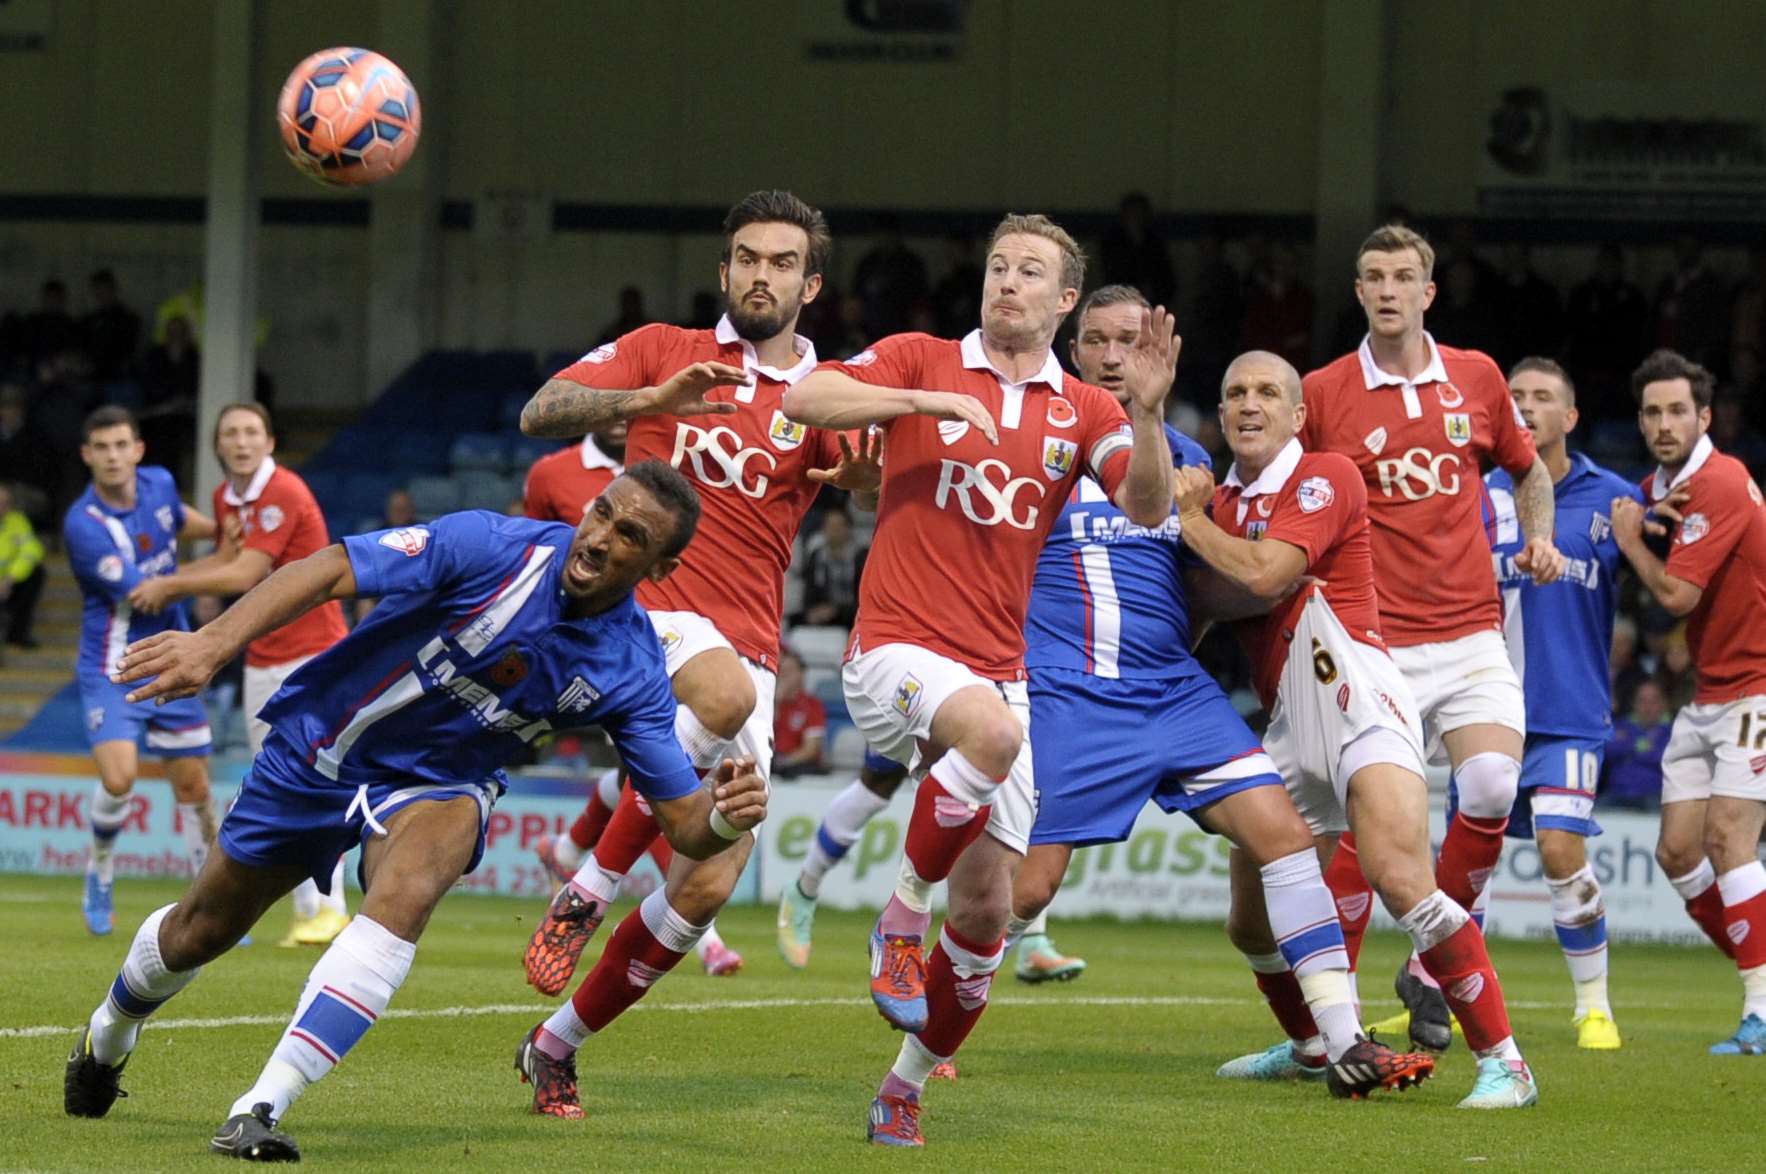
[1478,355,1537,478]
[552,323,669,389]
[242,478,303,564]
[1261,457,1362,566]
[1298,371,1327,452]
[818,333,929,387]
[1077,386,1134,497]
[1666,463,1754,590]
[522,459,552,521]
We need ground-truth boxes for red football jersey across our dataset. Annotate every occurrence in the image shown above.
[822,331,1134,680]
[523,434,623,524]
[1642,436,1766,704]
[1300,335,1536,647]
[1212,441,1386,709]
[773,691,827,758]
[552,316,841,670]
[214,460,348,667]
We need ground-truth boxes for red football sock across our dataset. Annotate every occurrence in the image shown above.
[568,791,615,853]
[569,903,688,1032]
[1323,833,1373,972]
[647,835,674,875]
[1683,883,1738,960]
[1418,919,1512,1053]
[911,766,996,882]
[1721,877,1766,970]
[916,924,1004,1059]
[1255,968,1322,1045]
[1435,812,1506,912]
[594,783,661,876]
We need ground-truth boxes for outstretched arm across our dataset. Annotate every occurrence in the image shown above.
[783,370,999,441]
[520,361,751,438]
[127,547,273,614]
[113,544,358,703]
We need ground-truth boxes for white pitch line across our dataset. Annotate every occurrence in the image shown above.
[0,992,1606,1041]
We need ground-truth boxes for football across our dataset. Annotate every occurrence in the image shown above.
[275,47,421,187]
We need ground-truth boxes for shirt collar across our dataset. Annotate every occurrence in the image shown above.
[222,456,276,506]
[1357,332,1449,390]
[1652,433,1715,499]
[959,329,1065,393]
[1224,437,1303,497]
[714,314,818,388]
[579,433,622,472]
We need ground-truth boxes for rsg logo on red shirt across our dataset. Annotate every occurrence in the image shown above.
[1375,447,1461,501]
[934,458,1042,529]
[668,422,777,499]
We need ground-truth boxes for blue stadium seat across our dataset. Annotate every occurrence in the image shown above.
[386,432,451,476]
[508,434,561,472]
[407,475,461,519]
[449,431,509,473]
[455,469,513,512]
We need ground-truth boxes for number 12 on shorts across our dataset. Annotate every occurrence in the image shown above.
[1739,709,1766,750]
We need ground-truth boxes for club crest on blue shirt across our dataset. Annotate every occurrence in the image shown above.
[1589,512,1612,544]
[1042,437,1077,480]
[893,673,923,717]
[767,410,806,452]
[556,675,600,714]
[489,648,529,687]
[1444,412,1472,448]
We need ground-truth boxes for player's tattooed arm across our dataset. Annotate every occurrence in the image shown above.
[521,364,750,437]
[111,544,359,703]
[1511,457,1567,585]
[1610,496,1704,617]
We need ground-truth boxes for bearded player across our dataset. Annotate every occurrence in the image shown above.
[785,215,1179,1146]
[1484,358,1641,1048]
[1612,348,1766,1056]
[1301,224,1565,1052]
[1185,350,1537,1108]
[514,191,875,1114]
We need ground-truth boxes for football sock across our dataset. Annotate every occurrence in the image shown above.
[591,785,662,877]
[1436,810,1506,914]
[1323,832,1372,972]
[557,770,623,873]
[915,923,1004,1060]
[176,799,216,875]
[229,916,414,1121]
[1670,859,1737,959]
[1546,865,1610,1016]
[1261,849,1356,1061]
[88,785,130,886]
[894,751,998,912]
[694,922,726,961]
[1401,889,1520,1061]
[567,851,625,907]
[289,879,322,921]
[799,780,892,898]
[1243,951,1323,1054]
[1717,862,1766,1018]
[878,1034,941,1100]
[1005,908,1048,951]
[553,889,706,1046]
[88,904,198,1065]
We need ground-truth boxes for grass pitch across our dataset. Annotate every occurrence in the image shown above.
[0,875,1756,1172]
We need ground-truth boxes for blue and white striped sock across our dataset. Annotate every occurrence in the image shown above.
[229,916,415,1121]
[798,780,890,898]
[88,904,198,1064]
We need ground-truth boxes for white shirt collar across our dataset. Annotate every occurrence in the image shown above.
[579,433,623,472]
[714,314,818,395]
[959,329,1065,393]
[1652,432,1715,499]
[1224,437,1303,497]
[1357,332,1449,390]
[222,456,276,506]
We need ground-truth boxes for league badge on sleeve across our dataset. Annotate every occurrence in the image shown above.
[767,410,806,452]
[259,505,285,533]
[1679,512,1709,545]
[1444,412,1472,447]
[97,554,125,582]
[378,527,430,556]
[1296,476,1336,513]
[581,342,616,364]
[155,505,175,532]
[1042,438,1077,480]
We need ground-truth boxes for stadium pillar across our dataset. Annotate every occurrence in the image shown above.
[1310,0,1388,360]
[196,0,260,507]
[365,0,444,401]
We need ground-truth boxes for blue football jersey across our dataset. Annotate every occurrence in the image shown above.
[1024,426,1212,680]
[1486,454,1642,738]
[64,466,192,678]
[258,511,700,801]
